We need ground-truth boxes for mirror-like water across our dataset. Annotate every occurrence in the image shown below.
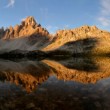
[0,57,110,110]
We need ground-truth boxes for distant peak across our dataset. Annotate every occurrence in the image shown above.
[21,16,37,27]
[0,16,49,39]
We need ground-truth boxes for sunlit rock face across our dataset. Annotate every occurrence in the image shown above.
[0,16,52,53]
[44,25,102,50]
[43,25,110,55]
[1,16,49,39]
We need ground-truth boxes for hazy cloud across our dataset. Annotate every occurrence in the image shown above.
[97,0,110,27]
[5,0,15,8]
[101,0,110,15]
[98,17,110,26]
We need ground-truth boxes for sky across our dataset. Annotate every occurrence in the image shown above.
[0,0,110,33]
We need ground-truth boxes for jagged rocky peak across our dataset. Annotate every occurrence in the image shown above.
[80,25,98,30]
[54,25,107,40]
[21,16,37,27]
[74,25,99,32]
[56,25,99,35]
[0,16,49,39]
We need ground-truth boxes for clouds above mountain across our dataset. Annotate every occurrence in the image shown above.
[98,0,110,27]
[101,0,110,15]
[5,0,15,8]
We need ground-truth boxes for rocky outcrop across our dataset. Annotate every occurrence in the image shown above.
[43,25,110,55]
[0,16,49,39]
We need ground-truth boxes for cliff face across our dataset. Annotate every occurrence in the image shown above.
[0,16,49,39]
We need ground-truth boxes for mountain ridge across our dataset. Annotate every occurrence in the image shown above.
[0,16,110,56]
[0,16,49,39]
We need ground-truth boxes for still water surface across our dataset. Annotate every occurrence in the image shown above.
[0,57,110,110]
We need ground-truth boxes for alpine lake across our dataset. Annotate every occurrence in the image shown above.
[0,56,110,110]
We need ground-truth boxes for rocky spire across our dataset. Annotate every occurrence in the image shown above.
[0,16,49,39]
[21,16,37,27]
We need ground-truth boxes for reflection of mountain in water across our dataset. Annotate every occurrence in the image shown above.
[0,57,110,92]
[43,57,110,84]
[0,60,52,92]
